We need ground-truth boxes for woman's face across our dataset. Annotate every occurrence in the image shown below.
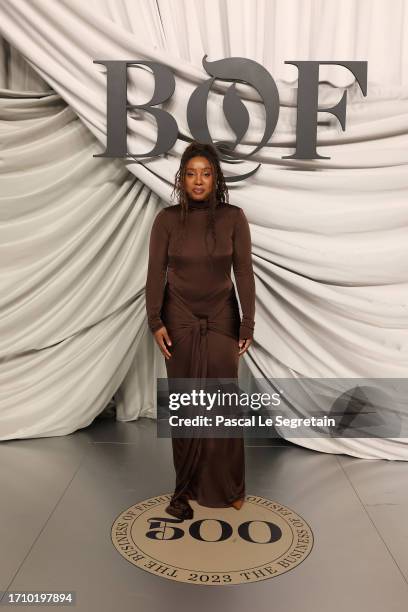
[184,156,214,201]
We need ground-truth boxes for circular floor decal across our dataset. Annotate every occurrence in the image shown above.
[111,494,314,585]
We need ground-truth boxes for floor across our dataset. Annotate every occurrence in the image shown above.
[1,414,408,611]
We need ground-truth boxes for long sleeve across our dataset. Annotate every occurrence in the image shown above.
[232,207,256,340]
[145,208,169,333]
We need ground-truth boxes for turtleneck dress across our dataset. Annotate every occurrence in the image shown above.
[145,197,255,508]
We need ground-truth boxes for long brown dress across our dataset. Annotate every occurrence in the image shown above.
[145,197,255,508]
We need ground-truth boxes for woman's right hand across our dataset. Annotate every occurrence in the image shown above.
[154,326,172,360]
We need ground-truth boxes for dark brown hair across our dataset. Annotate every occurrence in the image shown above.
[170,141,229,262]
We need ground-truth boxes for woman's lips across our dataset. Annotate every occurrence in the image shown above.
[193,189,204,194]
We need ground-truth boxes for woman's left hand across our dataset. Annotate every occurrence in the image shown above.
[238,338,252,356]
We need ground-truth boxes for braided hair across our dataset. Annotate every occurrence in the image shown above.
[170,141,229,264]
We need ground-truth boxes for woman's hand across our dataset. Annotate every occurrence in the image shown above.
[238,338,252,356]
[154,326,172,360]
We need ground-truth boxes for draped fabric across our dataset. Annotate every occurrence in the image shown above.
[0,0,407,459]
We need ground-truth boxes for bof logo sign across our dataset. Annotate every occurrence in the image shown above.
[111,494,314,585]
[94,56,367,175]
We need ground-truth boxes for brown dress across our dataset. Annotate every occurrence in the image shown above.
[145,197,255,508]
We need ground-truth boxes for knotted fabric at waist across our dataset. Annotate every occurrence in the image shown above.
[161,285,239,378]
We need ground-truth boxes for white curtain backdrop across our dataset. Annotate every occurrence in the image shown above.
[0,0,407,459]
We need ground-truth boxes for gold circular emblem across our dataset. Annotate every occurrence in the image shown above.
[111,494,314,585]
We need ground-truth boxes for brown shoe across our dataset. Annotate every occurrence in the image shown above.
[231,498,244,510]
[165,497,194,520]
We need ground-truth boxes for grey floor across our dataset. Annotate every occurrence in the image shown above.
[1,413,408,611]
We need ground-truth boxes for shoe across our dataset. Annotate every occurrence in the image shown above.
[165,497,194,520]
[231,497,244,510]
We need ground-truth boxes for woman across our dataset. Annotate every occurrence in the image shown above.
[145,141,255,520]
